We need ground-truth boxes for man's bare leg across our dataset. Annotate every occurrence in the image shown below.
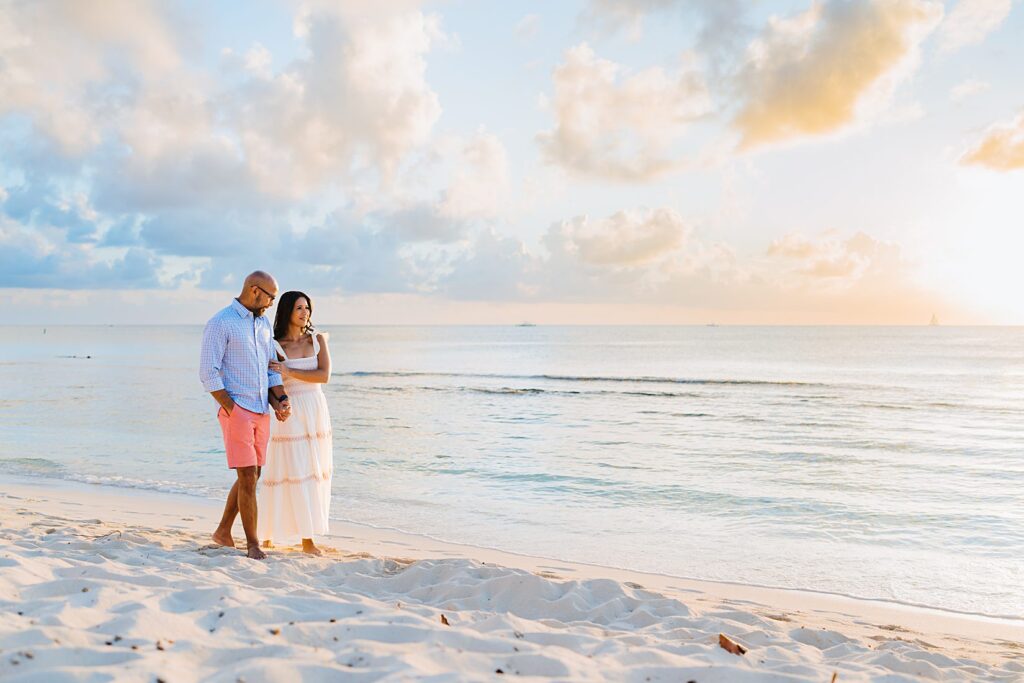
[301,538,323,556]
[236,466,265,560]
[211,479,239,548]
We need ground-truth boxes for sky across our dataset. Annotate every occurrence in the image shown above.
[0,0,1022,325]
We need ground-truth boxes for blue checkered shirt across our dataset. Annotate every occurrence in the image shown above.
[199,299,283,414]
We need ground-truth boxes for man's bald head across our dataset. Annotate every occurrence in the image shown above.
[238,270,279,317]
[243,270,277,292]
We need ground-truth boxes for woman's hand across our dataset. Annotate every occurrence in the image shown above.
[269,359,289,377]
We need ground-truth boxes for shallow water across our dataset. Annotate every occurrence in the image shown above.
[2,324,1021,617]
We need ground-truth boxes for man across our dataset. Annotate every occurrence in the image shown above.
[200,271,291,560]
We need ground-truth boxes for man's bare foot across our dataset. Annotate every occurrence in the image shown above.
[211,529,235,548]
[263,540,274,549]
[246,544,267,560]
[301,539,323,556]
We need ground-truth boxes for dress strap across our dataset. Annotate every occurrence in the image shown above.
[310,331,320,356]
[273,340,288,360]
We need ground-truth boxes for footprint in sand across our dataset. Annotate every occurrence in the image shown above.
[534,570,563,580]
[195,545,238,556]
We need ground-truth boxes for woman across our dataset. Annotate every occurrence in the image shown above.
[257,291,333,555]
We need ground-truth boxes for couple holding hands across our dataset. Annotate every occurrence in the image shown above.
[199,271,333,559]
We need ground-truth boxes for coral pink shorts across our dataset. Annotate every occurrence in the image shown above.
[217,406,270,469]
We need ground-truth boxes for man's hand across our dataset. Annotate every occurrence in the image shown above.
[273,397,291,422]
[211,389,235,416]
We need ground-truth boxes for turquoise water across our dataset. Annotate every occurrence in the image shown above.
[1,325,1021,617]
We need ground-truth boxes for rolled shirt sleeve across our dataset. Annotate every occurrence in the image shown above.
[199,318,227,393]
[263,321,283,389]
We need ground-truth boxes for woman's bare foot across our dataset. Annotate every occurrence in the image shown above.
[246,543,267,560]
[211,529,235,548]
[263,540,274,549]
[301,539,323,556]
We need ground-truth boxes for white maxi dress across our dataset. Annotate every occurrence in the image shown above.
[257,332,333,544]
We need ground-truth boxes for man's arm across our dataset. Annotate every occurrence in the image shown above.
[210,388,236,414]
[266,336,289,418]
[200,319,234,413]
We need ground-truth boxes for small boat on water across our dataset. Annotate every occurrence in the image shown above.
[517,322,537,327]
[929,313,940,326]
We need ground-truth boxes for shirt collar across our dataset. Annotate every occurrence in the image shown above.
[231,298,254,319]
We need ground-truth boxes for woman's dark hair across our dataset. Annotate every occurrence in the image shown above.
[273,291,313,340]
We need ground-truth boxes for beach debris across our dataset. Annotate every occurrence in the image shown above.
[330,618,337,623]
[269,627,281,635]
[156,640,166,651]
[440,614,450,626]
[718,633,747,656]
[81,587,89,592]
[495,669,504,675]
[831,674,838,683]
[513,630,524,639]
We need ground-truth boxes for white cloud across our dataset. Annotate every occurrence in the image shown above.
[1,0,446,203]
[949,78,991,102]
[229,4,445,196]
[436,210,940,322]
[768,230,880,283]
[938,0,1012,52]
[0,0,182,155]
[0,214,163,289]
[439,130,510,220]
[537,43,710,181]
[961,112,1024,170]
[734,0,942,148]
[582,0,685,40]
[514,14,541,40]
[550,208,688,266]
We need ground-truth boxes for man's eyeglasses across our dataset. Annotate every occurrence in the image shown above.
[253,284,276,303]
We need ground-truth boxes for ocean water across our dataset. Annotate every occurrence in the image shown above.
[1,325,1021,618]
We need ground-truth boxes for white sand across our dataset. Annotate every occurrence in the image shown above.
[1,475,1021,682]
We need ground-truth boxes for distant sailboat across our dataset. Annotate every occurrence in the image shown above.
[929,313,939,326]
[517,322,536,327]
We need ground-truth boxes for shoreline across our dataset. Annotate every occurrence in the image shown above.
[2,472,1020,627]
[2,472,1022,680]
